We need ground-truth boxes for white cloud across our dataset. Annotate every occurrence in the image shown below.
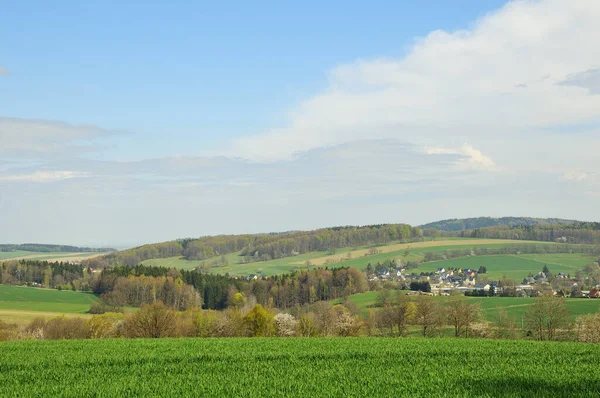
[425,144,495,171]
[0,170,90,183]
[0,66,9,75]
[563,171,588,182]
[0,117,110,154]
[229,0,600,167]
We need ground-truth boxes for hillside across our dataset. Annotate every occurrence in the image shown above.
[420,217,579,232]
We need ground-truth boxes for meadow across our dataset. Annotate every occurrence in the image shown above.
[0,285,98,325]
[1,338,599,397]
[411,253,594,280]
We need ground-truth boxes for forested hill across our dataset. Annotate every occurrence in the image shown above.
[101,224,422,267]
[420,217,580,232]
[0,243,116,253]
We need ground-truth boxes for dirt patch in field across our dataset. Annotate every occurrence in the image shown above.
[0,253,105,263]
[296,239,537,266]
[0,310,93,325]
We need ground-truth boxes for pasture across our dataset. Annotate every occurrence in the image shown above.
[0,285,98,324]
[1,338,599,397]
[411,253,594,280]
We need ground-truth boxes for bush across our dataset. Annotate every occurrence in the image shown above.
[89,302,125,314]
[576,313,600,343]
[44,317,90,340]
[122,302,177,338]
[88,313,123,339]
[0,320,19,341]
[274,313,298,337]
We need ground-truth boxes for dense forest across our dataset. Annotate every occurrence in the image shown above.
[99,224,423,267]
[0,243,115,253]
[455,224,600,245]
[1,260,367,311]
[420,217,579,232]
[94,264,367,310]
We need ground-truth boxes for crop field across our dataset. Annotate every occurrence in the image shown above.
[1,338,599,397]
[0,285,98,324]
[337,292,600,322]
[0,252,107,263]
[412,253,594,280]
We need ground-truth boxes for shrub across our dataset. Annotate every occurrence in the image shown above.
[122,302,177,338]
[274,313,298,337]
[44,317,90,340]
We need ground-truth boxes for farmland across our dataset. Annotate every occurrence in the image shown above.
[0,251,107,263]
[1,338,599,397]
[0,285,98,325]
[141,238,583,277]
[337,291,600,322]
[411,253,594,280]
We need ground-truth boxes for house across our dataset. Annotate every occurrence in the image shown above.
[463,278,476,287]
[248,274,259,280]
[523,277,536,285]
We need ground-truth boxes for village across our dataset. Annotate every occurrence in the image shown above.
[367,260,600,299]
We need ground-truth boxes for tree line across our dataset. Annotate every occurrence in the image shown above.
[2,293,600,343]
[0,244,115,253]
[97,223,423,266]
[453,224,600,245]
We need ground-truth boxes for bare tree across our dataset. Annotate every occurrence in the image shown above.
[525,294,571,341]
[414,295,443,337]
[446,297,480,337]
[123,301,177,338]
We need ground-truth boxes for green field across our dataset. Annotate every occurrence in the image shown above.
[0,285,98,314]
[412,253,594,280]
[1,338,599,397]
[337,292,600,322]
[0,251,45,260]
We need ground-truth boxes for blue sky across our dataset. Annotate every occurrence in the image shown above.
[1,0,599,247]
[1,0,507,159]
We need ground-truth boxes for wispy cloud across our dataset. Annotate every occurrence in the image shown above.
[0,66,9,75]
[425,144,495,171]
[0,117,111,154]
[0,170,90,183]
[559,68,600,95]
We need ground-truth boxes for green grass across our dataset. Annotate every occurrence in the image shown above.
[334,292,600,323]
[0,285,98,314]
[1,338,600,397]
[412,253,594,280]
[0,251,45,260]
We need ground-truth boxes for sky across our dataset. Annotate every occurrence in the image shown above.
[1,0,599,248]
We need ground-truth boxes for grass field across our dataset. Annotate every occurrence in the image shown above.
[0,285,98,324]
[337,291,600,322]
[1,338,599,397]
[412,253,594,280]
[0,251,45,260]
